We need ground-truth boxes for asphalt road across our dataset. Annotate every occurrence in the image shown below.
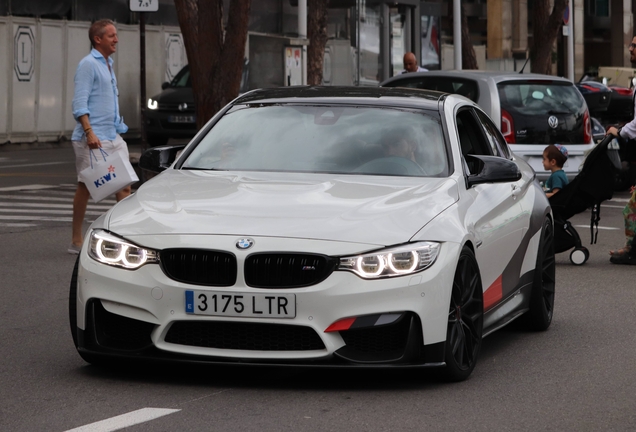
[1,144,635,431]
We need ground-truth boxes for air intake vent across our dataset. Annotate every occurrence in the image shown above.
[160,249,237,286]
[165,321,326,351]
[244,253,337,288]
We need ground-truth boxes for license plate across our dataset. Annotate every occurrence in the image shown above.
[168,115,195,123]
[185,290,296,318]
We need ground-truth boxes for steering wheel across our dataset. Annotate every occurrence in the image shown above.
[354,156,427,176]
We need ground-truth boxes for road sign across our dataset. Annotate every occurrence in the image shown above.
[563,5,570,25]
[130,0,159,12]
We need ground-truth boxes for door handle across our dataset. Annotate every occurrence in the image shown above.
[511,184,523,199]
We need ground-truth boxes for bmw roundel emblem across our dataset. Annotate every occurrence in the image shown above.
[548,115,559,129]
[236,238,254,249]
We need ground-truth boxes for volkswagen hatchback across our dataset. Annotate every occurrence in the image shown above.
[382,71,594,180]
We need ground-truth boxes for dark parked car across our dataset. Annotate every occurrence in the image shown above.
[146,62,249,147]
[145,66,196,147]
[575,81,612,114]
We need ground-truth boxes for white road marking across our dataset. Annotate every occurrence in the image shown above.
[64,408,181,432]
[0,223,37,227]
[609,198,630,203]
[0,161,70,169]
[0,194,116,204]
[573,225,620,231]
[602,205,627,209]
[0,215,73,222]
[0,202,112,210]
[0,208,104,215]
[0,184,58,191]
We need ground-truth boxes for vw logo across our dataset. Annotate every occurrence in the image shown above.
[547,115,559,129]
[236,238,254,250]
[178,103,188,112]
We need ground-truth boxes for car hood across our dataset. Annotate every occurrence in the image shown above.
[107,170,459,245]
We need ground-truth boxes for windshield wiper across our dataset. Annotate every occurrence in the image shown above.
[547,109,571,115]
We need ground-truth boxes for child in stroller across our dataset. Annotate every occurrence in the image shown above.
[542,144,569,198]
[547,135,620,265]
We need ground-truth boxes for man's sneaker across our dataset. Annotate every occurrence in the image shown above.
[67,244,81,255]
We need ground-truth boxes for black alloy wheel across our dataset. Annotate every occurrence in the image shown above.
[524,218,556,331]
[443,246,484,382]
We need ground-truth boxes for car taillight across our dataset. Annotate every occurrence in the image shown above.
[501,109,515,144]
[583,110,592,143]
[612,87,632,96]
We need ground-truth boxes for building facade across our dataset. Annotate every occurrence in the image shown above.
[0,0,634,144]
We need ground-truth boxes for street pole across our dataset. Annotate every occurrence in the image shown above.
[140,12,148,152]
[567,0,574,81]
[453,0,462,69]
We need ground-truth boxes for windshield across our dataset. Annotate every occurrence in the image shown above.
[497,81,584,115]
[170,66,191,88]
[182,105,449,177]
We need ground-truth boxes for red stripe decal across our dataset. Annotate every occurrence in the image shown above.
[483,275,503,310]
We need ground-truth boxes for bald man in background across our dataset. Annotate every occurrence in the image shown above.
[401,52,428,74]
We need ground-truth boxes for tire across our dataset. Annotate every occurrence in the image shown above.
[69,257,80,348]
[524,217,556,331]
[569,248,588,266]
[69,257,105,366]
[442,246,484,382]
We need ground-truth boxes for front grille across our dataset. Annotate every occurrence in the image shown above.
[245,253,337,288]
[165,321,326,351]
[160,249,237,286]
[340,315,411,354]
[159,102,195,112]
[88,300,155,351]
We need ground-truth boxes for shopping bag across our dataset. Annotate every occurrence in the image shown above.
[79,149,139,203]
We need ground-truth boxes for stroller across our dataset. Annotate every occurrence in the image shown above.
[548,135,621,265]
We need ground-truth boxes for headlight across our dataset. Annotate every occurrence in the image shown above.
[88,230,159,270]
[338,242,440,279]
[147,98,158,110]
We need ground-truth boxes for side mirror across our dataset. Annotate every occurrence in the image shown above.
[139,145,186,173]
[466,154,521,187]
[161,82,170,90]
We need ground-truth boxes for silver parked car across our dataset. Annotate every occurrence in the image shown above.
[381,71,594,180]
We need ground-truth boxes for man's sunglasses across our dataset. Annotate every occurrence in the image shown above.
[630,43,636,49]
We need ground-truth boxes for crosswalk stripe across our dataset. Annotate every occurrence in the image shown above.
[0,208,104,215]
[0,215,73,222]
[0,194,116,204]
[0,184,115,226]
[0,202,112,210]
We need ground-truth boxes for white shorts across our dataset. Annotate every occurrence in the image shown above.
[72,134,129,183]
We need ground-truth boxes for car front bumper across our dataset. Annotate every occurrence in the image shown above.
[74,236,461,367]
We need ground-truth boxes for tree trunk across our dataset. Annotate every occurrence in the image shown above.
[174,0,251,129]
[307,0,329,85]
[461,5,479,70]
[531,0,567,74]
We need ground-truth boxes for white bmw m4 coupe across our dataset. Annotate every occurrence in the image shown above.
[70,86,555,381]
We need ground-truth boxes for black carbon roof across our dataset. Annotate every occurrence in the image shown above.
[233,86,444,107]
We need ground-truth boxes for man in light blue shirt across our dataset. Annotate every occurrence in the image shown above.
[69,19,131,254]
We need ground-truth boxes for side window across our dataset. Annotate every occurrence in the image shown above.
[456,109,493,174]
[475,109,511,159]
